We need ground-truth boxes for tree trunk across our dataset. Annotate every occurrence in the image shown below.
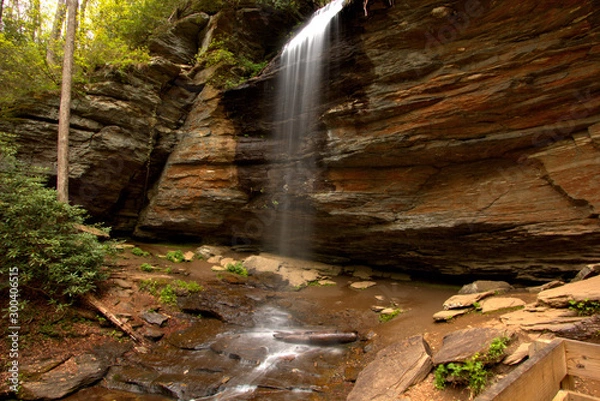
[84,294,152,347]
[56,0,77,203]
[46,0,66,66]
[0,0,4,29]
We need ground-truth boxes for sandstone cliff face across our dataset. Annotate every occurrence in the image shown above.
[5,0,600,280]
[1,1,301,232]
[136,0,600,280]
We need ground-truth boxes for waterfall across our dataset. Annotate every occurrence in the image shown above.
[270,0,345,257]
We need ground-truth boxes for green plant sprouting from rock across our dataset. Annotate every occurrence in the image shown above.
[166,250,186,263]
[226,261,248,276]
[195,36,268,89]
[568,299,600,316]
[434,336,511,396]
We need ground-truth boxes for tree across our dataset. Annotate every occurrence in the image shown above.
[56,0,77,203]
[0,135,115,300]
[46,0,66,66]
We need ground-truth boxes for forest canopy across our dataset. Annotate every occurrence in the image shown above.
[0,0,312,112]
[0,0,184,113]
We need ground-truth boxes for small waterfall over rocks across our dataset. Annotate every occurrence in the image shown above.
[269,0,346,258]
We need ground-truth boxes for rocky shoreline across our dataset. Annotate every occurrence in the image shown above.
[5,244,598,401]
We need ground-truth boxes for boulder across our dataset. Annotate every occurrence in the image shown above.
[458,281,513,295]
[177,284,261,326]
[500,307,586,333]
[20,354,109,400]
[571,263,600,282]
[538,275,600,307]
[140,311,169,327]
[432,328,509,365]
[347,335,432,401]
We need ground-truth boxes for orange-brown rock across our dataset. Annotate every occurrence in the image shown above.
[137,0,600,280]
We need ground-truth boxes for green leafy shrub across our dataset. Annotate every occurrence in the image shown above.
[487,336,510,361]
[139,279,159,295]
[140,263,154,272]
[226,261,248,277]
[159,285,177,305]
[166,250,185,263]
[132,247,150,257]
[196,37,269,89]
[434,336,511,395]
[568,299,600,316]
[0,139,115,300]
[173,280,203,293]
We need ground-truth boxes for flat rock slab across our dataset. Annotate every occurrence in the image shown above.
[443,291,494,310]
[347,335,432,401]
[243,254,329,288]
[500,307,585,332]
[503,342,531,365]
[140,326,164,342]
[166,319,225,350]
[459,280,513,294]
[479,297,526,313]
[210,333,269,364]
[433,308,472,322]
[21,353,109,400]
[351,281,377,290]
[178,284,260,327]
[432,327,507,365]
[140,311,169,326]
[105,365,223,399]
[538,275,600,307]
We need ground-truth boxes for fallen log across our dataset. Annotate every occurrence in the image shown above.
[84,294,152,348]
[273,330,359,345]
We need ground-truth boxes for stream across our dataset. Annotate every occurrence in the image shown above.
[63,273,469,401]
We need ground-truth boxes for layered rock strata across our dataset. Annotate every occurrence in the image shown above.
[5,0,600,279]
[138,0,600,279]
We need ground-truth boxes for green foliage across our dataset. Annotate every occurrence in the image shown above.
[378,308,403,323]
[569,299,600,316]
[173,279,203,293]
[140,263,154,272]
[139,279,159,295]
[166,250,185,263]
[434,354,488,395]
[0,137,115,300]
[132,247,150,257]
[434,336,511,395]
[487,336,510,361]
[226,261,248,276]
[159,284,177,305]
[0,33,58,115]
[196,37,268,89]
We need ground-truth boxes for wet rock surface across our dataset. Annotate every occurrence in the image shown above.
[177,283,263,326]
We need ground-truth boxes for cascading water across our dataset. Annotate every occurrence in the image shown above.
[269,0,346,257]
